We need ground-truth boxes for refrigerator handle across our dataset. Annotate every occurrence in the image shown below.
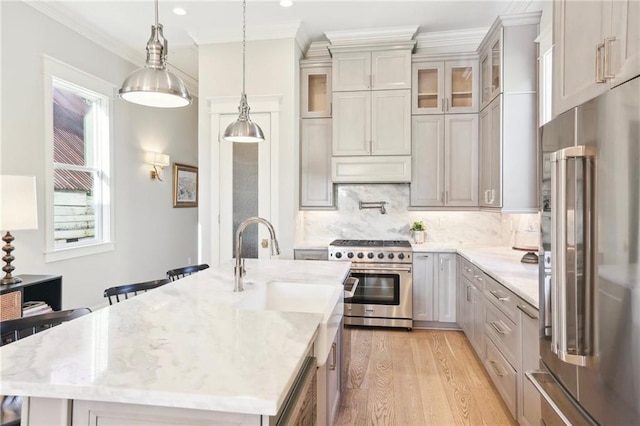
[550,145,598,367]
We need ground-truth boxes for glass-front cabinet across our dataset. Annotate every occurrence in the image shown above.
[412,59,478,114]
[301,66,332,118]
[480,31,502,108]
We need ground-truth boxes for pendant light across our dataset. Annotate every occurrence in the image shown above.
[223,0,265,143]
[119,0,192,108]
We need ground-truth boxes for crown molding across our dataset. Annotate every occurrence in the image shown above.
[478,11,542,52]
[22,0,199,96]
[414,27,488,55]
[325,25,419,46]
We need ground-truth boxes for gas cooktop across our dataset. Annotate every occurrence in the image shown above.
[329,239,412,248]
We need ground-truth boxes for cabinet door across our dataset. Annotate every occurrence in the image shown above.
[300,119,333,208]
[437,253,457,323]
[444,114,478,206]
[471,285,485,354]
[445,60,478,113]
[519,305,541,426]
[326,327,341,426]
[479,106,492,207]
[371,50,412,90]
[480,51,491,108]
[410,115,445,207]
[553,0,609,115]
[488,96,502,207]
[332,91,371,155]
[461,278,475,339]
[489,34,502,101]
[412,62,444,114]
[412,253,435,321]
[371,89,411,155]
[301,67,332,118]
[611,0,640,86]
[333,52,371,91]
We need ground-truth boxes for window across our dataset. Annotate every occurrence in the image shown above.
[44,57,114,262]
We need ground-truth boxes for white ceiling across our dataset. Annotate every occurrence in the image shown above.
[30,0,541,82]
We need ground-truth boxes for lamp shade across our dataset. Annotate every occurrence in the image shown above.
[0,175,38,231]
[223,119,265,143]
[144,151,170,167]
[119,67,191,108]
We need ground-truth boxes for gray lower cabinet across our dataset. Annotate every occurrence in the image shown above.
[413,253,457,325]
[457,254,541,424]
[317,324,342,426]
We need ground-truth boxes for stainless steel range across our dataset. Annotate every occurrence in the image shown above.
[329,239,413,330]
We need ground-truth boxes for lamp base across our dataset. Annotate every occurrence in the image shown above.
[521,251,539,264]
[2,231,22,286]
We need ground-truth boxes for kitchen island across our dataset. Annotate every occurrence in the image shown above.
[0,259,350,425]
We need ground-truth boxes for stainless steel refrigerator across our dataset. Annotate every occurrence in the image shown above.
[528,76,640,425]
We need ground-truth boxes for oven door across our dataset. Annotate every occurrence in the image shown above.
[345,264,412,325]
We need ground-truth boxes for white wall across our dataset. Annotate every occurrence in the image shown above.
[198,38,301,265]
[0,2,199,309]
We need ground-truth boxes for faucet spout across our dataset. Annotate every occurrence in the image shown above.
[234,217,280,292]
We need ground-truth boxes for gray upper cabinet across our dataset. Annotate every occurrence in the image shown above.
[300,118,333,208]
[332,50,411,92]
[477,12,540,213]
[411,114,478,207]
[412,59,478,115]
[301,66,332,118]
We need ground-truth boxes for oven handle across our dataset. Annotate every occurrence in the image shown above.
[350,266,412,273]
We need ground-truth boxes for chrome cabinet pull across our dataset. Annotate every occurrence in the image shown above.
[489,360,506,377]
[596,42,606,83]
[466,285,472,302]
[603,36,616,80]
[445,98,449,111]
[490,321,510,335]
[330,342,337,370]
[489,290,508,302]
[517,304,538,320]
[441,98,445,112]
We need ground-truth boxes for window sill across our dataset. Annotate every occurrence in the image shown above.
[44,242,114,263]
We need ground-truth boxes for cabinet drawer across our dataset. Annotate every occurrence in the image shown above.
[485,300,519,367]
[460,258,475,281]
[294,249,329,261]
[484,275,518,324]
[484,337,517,418]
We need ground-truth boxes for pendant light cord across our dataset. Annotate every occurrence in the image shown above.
[154,0,159,38]
[242,0,246,95]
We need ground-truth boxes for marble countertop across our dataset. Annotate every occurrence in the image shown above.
[0,259,351,416]
[412,244,539,308]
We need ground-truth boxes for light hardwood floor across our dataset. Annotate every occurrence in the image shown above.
[335,328,517,426]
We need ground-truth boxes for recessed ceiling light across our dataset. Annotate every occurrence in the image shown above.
[280,0,293,7]
[173,7,187,16]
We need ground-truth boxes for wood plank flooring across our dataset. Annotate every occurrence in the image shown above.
[335,328,517,426]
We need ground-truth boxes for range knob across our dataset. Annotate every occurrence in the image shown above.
[335,252,342,259]
[377,253,385,259]
[367,252,374,259]
[357,252,364,259]
[347,252,354,259]
[398,253,405,260]
[388,253,395,259]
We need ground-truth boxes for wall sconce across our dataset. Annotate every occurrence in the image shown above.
[144,151,170,181]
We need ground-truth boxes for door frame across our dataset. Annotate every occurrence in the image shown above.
[206,95,281,266]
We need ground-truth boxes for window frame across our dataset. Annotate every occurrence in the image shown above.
[43,56,115,262]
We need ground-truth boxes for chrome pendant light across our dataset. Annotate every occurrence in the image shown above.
[223,0,265,143]
[119,0,192,108]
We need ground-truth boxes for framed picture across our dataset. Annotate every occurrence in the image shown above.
[173,163,198,207]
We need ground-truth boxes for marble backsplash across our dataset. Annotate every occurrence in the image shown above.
[296,184,539,247]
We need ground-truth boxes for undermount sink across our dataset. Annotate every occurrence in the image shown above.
[236,281,343,366]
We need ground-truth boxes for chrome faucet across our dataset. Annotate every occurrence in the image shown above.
[234,217,281,292]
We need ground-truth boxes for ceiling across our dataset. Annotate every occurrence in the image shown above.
[31,0,541,83]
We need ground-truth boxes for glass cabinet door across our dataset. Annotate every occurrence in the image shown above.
[481,53,491,105]
[301,66,332,118]
[411,62,444,114]
[491,38,501,98]
[445,60,478,113]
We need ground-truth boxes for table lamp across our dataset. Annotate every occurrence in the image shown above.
[0,175,38,285]
[513,227,540,264]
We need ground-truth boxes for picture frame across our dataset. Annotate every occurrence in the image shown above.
[173,163,198,208]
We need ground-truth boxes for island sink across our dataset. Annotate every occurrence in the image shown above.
[236,280,343,366]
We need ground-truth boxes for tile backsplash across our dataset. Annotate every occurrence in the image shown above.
[296,184,539,247]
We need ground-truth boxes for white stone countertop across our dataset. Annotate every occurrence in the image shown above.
[412,244,539,308]
[0,259,351,416]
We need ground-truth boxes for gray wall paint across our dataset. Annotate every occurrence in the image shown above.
[0,2,199,309]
